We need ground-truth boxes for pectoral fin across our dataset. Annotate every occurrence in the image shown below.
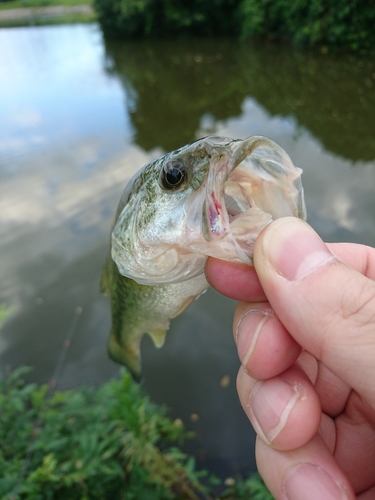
[108,321,170,379]
[107,298,196,378]
[170,296,198,318]
[148,324,169,348]
[145,296,197,349]
[103,255,208,380]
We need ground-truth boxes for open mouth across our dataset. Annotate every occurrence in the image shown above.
[203,135,306,264]
[224,168,253,223]
[225,194,245,222]
[221,164,270,263]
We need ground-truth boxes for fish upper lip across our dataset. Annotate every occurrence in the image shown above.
[201,137,258,263]
[204,136,264,234]
[222,137,267,221]
[207,134,305,226]
[202,135,306,263]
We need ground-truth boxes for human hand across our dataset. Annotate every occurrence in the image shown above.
[205,217,375,500]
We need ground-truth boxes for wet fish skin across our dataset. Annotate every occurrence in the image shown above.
[101,251,208,379]
[101,147,210,377]
[102,135,306,378]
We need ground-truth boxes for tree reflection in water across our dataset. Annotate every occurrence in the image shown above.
[103,37,375,162]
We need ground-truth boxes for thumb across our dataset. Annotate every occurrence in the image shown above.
[254,217,375,403]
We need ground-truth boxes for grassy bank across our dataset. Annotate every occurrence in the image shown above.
[0,0,95,27]
[0,308,272,498]
[0,0,91,11]
[0,367,273,499]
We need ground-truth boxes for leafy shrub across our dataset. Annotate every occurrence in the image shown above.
[0,367,273,499]
[93,0,240,38]
[239,0,375,50]
[93,0,374,50]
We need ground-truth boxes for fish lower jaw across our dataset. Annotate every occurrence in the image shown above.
[202,193,273,265]
[200,211,250,265]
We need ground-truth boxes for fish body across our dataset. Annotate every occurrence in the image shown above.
[101,256,207,377]
[102,135,306,377]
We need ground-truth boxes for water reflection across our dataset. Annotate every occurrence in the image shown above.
[104,38,375,161]
[1,25,375,479]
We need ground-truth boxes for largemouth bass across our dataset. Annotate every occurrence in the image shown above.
[101,135,306,378]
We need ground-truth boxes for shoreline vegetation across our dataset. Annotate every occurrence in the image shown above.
[0,366,273,499]
[0,0,95,26]
[0,311,272,498]
[0,0,374,52]
[93,0,374,52]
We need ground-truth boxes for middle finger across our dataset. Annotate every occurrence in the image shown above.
[234,301,301,379]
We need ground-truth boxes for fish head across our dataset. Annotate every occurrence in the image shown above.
[112,135,306,285]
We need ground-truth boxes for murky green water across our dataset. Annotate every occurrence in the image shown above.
[1,24,375,477]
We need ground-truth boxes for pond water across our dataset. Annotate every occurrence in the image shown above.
[1,24,375,478]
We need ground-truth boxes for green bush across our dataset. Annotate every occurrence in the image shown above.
[93,0,240,38]
[93,0,375,50]
[239,0,375,50]
[0,367,273,499]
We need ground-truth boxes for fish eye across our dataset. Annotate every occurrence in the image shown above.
[160,160,188,190]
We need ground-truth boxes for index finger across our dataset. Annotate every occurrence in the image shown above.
[205,241,375,302]
[205,259,265,301]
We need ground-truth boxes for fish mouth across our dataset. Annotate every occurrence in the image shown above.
[203,135,306,264]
